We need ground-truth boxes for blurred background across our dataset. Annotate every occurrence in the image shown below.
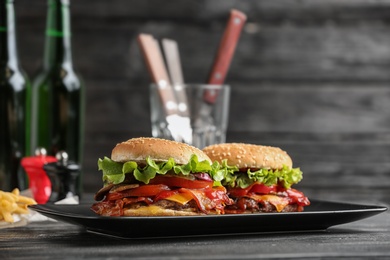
[14,0,390,203]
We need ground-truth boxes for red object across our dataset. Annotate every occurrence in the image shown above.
[149,175,213,189]
[106,184,170,200]
[21,155,57,204]
[205,9,247,103]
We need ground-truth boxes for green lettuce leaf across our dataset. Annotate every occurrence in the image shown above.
[97,155,303,189]
[223,164,303,189]
[209,160,239,185]
[98,157,126,184]
[97,154,236,186]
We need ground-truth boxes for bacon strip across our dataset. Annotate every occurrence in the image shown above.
[92,185,232,216]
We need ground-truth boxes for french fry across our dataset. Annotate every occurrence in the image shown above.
[2,199,17,212]
[12,188,20,196]
[17,196,36,205]
[2,210,14,223]
[0,188,37,223]
[1,192,16,202]
[14,208,29,215]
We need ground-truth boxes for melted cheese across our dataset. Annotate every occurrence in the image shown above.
[249,194,289,212]
[165,193,194,205]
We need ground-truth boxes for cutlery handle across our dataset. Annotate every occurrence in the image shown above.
[137,34,178,116]
[205,9,247,103]
[162,38,184,85]
[162,38,190,116]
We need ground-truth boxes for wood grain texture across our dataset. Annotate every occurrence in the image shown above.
[11,0,390,201]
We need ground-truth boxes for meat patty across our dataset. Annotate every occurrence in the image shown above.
[225,197,300,214]
[125,199,201,213]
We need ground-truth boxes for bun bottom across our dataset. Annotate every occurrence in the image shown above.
[123,205,204,216]
[123,204,302,216]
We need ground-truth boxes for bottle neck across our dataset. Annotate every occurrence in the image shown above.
[43,0,73,70]
[0,0,20,70]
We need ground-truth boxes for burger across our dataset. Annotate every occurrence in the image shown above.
[91,137,233,216]
[202,143,310,214]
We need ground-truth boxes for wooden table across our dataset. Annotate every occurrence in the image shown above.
[1,193,389,260]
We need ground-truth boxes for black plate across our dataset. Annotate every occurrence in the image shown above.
[29,200,387,239]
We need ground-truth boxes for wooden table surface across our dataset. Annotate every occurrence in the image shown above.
[0,193,389,260]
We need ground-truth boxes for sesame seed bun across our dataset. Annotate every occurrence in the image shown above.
[111,137,212,164]
[202,143,293,170]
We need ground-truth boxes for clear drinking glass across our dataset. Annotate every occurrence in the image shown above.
[150,84,230,149]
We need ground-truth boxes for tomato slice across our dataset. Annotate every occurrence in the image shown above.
[106,184,170,200]
[250,184,277,194]
[228,183,278,197]
[125,184,171,196]
[149,175,212,189]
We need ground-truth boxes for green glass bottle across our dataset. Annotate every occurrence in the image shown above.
[31,0,84,197]
[0,0,30,191]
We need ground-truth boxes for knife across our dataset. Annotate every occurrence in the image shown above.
[137,34,192,144]
[205,9,247,103]
[161,38,190,117]
[193,9,247,147]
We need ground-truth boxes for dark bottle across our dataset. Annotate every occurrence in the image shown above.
[0,0,31,191]
[31,0,84,197]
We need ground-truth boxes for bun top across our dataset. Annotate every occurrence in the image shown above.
[111,137,212,164]
[202,143,292,170]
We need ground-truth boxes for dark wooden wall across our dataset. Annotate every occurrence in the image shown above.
[14,0,390,203]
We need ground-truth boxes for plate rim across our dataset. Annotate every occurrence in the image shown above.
[29,199,388,219]
[28,199,388,239]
